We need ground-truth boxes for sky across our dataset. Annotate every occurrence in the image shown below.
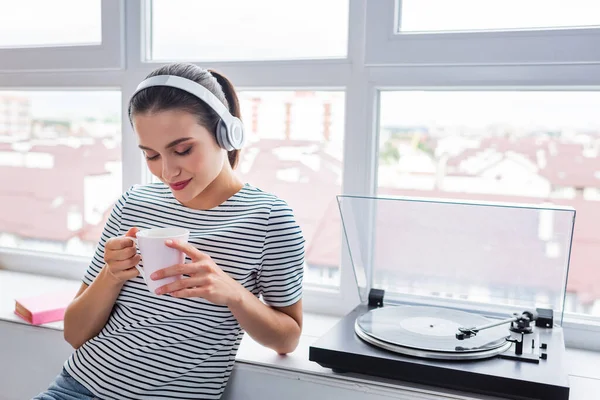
[150,0,349,61]
[0,0,101,48]
[401,0,600,32]
[380,91,600,131]
[0,91,121,120]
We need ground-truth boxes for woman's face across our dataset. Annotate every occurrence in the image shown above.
[133,109,227,204]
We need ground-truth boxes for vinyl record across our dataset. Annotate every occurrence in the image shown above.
[355,305,511,360]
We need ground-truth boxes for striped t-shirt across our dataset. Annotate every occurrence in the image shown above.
[64,183,305,399]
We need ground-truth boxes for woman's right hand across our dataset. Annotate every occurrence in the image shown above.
[103,227,141,284]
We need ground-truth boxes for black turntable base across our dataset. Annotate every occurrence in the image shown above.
[309,304,570,400]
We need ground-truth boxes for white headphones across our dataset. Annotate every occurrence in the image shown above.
[131,75,245,151]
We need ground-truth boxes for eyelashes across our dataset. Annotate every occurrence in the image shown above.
[144,146,193,161]
[175,147,192,156]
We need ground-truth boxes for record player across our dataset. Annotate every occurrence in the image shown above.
[309,195,576,400]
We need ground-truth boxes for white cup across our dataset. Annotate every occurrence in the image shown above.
[132,227,190,295]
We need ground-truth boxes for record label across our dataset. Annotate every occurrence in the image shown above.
[399,317,461,336]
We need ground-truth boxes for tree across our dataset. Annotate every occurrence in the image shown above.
[380,140,400,165]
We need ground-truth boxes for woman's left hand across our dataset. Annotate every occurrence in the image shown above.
[151,240,244,306]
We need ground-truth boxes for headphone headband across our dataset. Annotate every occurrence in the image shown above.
[132,75,235,126]
[131,74,245,151]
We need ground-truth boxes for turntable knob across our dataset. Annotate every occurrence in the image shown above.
[540,353,548,360]
[540,343,548,350]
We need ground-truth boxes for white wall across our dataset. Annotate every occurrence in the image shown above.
[0,320,438,400]
[0,321,72,400]
[4,319,600,400]
[221,364,441,400]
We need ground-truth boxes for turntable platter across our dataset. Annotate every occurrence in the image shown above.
[355,305,512,360]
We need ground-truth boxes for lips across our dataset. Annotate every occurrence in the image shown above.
[169,178,192,191]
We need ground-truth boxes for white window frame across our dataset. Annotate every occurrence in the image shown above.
[0,0,124,72]
[366,0,600,66]
[0,0,599,350]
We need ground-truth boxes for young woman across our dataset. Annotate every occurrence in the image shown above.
[34,63,305,400]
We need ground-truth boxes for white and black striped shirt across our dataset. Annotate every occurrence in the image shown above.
[64,183,305,399]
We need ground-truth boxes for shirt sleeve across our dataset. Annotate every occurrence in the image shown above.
[82,188,132,286]
[258,198,305,307]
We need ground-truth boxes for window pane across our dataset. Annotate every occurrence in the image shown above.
[0,0,101,48]
[378,90,600,316]
[399,0,600,33]
[148,91,345,286]
[150,0,348,61]
[238,91,345,286]
[0,91,122,257]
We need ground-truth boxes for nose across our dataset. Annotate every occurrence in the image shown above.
[162,157,181,182]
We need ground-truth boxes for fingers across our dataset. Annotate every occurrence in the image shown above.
[170,288,201,298]
[151,262,210,280]
[111,246,138,262]
[104,245,137,267]
[102,228,141,283]
[119,266,140,280]
[155,276,209,296]
[106,227,139,250]
[109,255,141,272]
[106,236,135,251]
[165,240,206,260]
[125,227,139,238]
[104,229,139,268]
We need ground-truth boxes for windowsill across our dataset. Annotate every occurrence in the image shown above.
[1,269,600,399]
[0,270,340,377]
[0,270,81,331]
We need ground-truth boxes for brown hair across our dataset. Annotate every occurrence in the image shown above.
[128,63,242,168]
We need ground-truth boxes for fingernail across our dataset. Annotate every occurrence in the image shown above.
[155,288,163,295]
[150,273,157,280]
[165,239,173,245]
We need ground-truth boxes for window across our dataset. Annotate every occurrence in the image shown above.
[377,90,600,316]
[149,0,349,61]
[0,90,122,257]
[0,0,101,48]
[149,90,346,287]
[236,91,345,287]
[365,1,600,66]
[1,0,600,347]
[0,0,122,71]
[398,0,600,33]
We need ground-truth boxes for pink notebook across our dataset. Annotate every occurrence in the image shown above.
[14,290,77,325]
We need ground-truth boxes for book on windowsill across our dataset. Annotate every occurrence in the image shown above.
[14,290,77,325]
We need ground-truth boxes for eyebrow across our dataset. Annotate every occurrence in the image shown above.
[138,137,193,152]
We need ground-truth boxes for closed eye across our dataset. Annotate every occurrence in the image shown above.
[144,146,192,160]
[175,147,193,156]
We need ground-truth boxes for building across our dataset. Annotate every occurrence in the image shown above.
[0,95,32,140]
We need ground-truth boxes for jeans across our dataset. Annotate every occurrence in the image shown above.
[32,368,98,400]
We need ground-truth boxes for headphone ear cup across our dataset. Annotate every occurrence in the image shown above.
[215,118,244,151]
[215,119,231,151]
[228,118,245,150]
